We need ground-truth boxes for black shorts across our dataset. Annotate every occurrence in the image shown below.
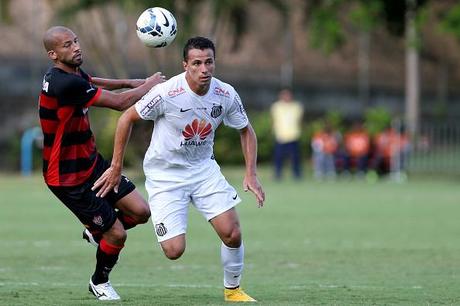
[47,156,136,234]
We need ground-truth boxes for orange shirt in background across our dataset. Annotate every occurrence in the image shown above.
[344,130,370,158]
[375,129,408,159]
[312,131,339,154]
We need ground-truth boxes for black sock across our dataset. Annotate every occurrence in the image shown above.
[92,241,122,285]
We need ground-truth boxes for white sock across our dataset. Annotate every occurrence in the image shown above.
[221,241,244,288]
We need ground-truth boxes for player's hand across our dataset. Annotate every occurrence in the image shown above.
[129,79,146,88]
[243,174,265,208]
[146,72,166,87]
[91,166,122,198]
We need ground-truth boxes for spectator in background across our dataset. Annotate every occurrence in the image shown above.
[311,122,340,180]
[371,124,410,177]
[270,88,304,180]
[343,121,370,176]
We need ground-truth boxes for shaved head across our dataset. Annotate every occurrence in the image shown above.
[43,26,74,51]
[43,26,83,70]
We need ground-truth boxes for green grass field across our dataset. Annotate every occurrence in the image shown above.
[1,168,460,305]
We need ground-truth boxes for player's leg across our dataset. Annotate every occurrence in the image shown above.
[114,188,150,230]
[159,234,186,260]
[192,172,256,302]
[89,218,126,300]
[210,209,256,302]
[210,208,243,286]
[107,174,150,230]
[48,184,126,300]
[210,207,241,247]
[84,190,127,300]
[145,176,189,260]
[85,175,149,246]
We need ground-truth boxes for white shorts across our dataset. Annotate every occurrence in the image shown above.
[145,168,241,242]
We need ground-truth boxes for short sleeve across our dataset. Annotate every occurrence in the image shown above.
[134,86,166,121]
[223,92,249,129]
[53,73,100,107]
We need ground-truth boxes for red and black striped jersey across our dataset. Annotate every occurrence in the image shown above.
[39,67,102,186]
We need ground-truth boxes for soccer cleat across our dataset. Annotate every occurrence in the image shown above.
[88,279,120,300]
[224,287,257,302]
[83,229,99,247]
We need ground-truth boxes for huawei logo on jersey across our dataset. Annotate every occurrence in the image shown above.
[168,87,185,97]
[182,119,212,141]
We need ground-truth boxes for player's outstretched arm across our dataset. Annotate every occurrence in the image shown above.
[240,123,265,207]
[91,77,146,90]
[93,72,165,111]
[92,106,141,197]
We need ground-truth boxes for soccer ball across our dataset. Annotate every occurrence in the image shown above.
[136,7,177,48]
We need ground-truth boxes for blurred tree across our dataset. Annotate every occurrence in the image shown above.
[302,0,429,138]
[0,0,11,23]
[436,3,460,119]
[440,3,460,39]
[364,106,391,137]
[350,0,383,109]
[305,0,345,54]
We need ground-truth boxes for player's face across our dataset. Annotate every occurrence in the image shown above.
[49,30,82,68]
[183,48,215,95]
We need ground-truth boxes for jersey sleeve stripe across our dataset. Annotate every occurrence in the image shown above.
[39,94,58,108]
[39,107,58,120]
[85,88,102,107]
[40,120,59,134]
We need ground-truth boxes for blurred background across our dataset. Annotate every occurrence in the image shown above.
[1,0,460,180]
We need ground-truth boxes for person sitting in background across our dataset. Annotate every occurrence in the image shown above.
[311,123,340,180]
[270,88,304,180]
[343,121,370,176]
[371,125,410,177]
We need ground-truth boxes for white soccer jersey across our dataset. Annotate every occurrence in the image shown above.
[135,72,249,179]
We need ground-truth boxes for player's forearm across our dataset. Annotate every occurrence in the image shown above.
[110,113,134,171]
[92,77,145,90]
[115,80,156,110]
[240,124,258,176]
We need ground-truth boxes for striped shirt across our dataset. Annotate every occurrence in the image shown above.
[39,67,102,186]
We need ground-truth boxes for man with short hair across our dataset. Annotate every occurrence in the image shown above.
[39,26,164,300]
[270,88,304,180]
[93,36,265,302]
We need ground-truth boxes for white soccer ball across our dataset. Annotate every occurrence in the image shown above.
[136,7,177,48]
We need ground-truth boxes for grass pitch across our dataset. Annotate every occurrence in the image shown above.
[1,167,460,305]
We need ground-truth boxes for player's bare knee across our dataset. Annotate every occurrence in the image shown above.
[137,206,151,224]
[164,249,184,260]
[106,226,127,244]
[162,245,185,260]
[114,229,127,244]
[222,227,241,248]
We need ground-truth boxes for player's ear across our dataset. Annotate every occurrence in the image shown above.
[48,50,57,60]
[182,61,187,71]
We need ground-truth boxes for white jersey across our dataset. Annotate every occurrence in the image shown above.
[135,72,249,179]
